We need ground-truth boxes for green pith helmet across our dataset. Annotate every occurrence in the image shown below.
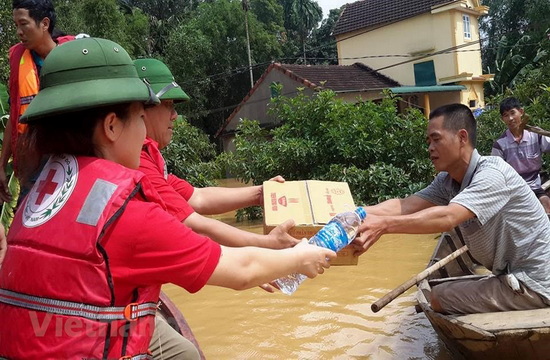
[134,58,190,103]
[20,38,159,124]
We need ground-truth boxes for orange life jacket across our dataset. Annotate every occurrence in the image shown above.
[8,36,74,169]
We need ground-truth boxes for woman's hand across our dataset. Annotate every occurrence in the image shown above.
[293,239,336,278]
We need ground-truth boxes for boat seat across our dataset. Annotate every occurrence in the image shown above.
[453,307,550,332]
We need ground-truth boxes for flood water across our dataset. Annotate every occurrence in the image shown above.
[162,181,453,360]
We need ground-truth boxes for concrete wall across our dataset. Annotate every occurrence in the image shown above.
[335,0,486,107]
[223,70,315,133]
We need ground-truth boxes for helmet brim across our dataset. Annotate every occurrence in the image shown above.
[20,77,157,123]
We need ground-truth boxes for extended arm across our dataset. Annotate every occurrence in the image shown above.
[363,195,435,216]
[184,212,299,249]
[188,185,263,215]
[207,240,336,290]
[188,176,285,215]
[353,203,474,255]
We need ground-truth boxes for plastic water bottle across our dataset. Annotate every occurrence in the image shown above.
[275,207,367,295]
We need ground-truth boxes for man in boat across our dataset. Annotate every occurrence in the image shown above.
[353,103,550,315]
[134,58,301,358]
[491,97,550,213]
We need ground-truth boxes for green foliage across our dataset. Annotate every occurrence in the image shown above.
[0,0,17,85]
[487,34,548,95]
[162,117,222,188]
[307,8,341,65]
[0,83,8,117]
[165,0,284,134]
[219,90,434,206]
[280,0,322,63]
[480,0,550,95]
[0,171,19,231]
[55,0,149,57]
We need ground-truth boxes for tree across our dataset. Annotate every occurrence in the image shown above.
[487,34,548,94]
[280,0,322,64]
[162,117,222,187]
[307,7,341,65]
[120,0,199,56]
[480,0,550,95]
[219,90,433,205]
[164,0,284,135]
[0,0,18,85]
[55,0,149,57]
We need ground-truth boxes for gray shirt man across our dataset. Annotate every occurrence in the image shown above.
[416,150,550,303]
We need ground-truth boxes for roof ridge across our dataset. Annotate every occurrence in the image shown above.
[333,0,454,36]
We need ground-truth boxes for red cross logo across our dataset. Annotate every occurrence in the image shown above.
[35,169,59,206]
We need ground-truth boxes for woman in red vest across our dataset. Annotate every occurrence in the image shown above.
[0,38,335,360]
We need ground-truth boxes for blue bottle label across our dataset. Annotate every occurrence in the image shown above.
[311,222,348,252]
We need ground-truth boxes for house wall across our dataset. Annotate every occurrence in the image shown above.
[335,91,387,103]
[223,71,315,133]
[335,0,486,107]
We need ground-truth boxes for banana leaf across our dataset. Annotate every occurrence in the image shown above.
[0,83,8,117]
[1,171,20,231]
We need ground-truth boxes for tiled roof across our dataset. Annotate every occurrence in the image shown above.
[333,0,452,36]
[215,62,400,137]
[278,63,400,91]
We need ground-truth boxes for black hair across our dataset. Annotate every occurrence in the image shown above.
[499,97,523,115]
[12,0,56,34]
[429,103,477,147]
[16,103,133,186]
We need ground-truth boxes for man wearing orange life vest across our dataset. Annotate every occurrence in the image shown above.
[0,0,75,203]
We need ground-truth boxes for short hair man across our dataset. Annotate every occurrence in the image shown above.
[353,103,550,314]
[491,97,550,213]
[0,0,76,203]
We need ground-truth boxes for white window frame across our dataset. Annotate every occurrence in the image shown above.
[462,14,472,40]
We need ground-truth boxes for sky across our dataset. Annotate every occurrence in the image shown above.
[317,0,352,18]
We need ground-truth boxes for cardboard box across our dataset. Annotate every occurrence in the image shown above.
[263,180,358,265]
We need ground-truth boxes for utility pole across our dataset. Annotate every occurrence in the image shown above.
[242,0,254,89]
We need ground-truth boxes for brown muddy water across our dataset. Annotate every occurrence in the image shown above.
[162,181,453,360]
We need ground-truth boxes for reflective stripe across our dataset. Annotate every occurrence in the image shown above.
[20,95,35,105]
[0,288,157,321]
[77,178,118,226]
[120,353,154,360]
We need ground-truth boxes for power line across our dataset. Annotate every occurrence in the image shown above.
[184,42,487,119]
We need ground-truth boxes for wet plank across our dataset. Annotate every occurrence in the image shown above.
[455,308,550,332]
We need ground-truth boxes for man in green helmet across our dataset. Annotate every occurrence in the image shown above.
[135,58,302,359]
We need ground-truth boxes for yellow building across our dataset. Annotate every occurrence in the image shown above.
[333,0,493,116]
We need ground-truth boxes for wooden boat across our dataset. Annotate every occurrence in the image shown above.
[416,229,550,360]
[158,292,206,360]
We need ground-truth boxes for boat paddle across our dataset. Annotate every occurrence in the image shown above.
[371,245,468,313]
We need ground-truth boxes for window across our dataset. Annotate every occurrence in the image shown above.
[469,100,477,108]
[414,61,437,86]
[463,14,471,39]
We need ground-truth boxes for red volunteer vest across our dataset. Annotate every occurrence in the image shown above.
[0,155,162,360]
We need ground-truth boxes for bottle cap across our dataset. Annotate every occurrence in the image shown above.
[355,207,367,220]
